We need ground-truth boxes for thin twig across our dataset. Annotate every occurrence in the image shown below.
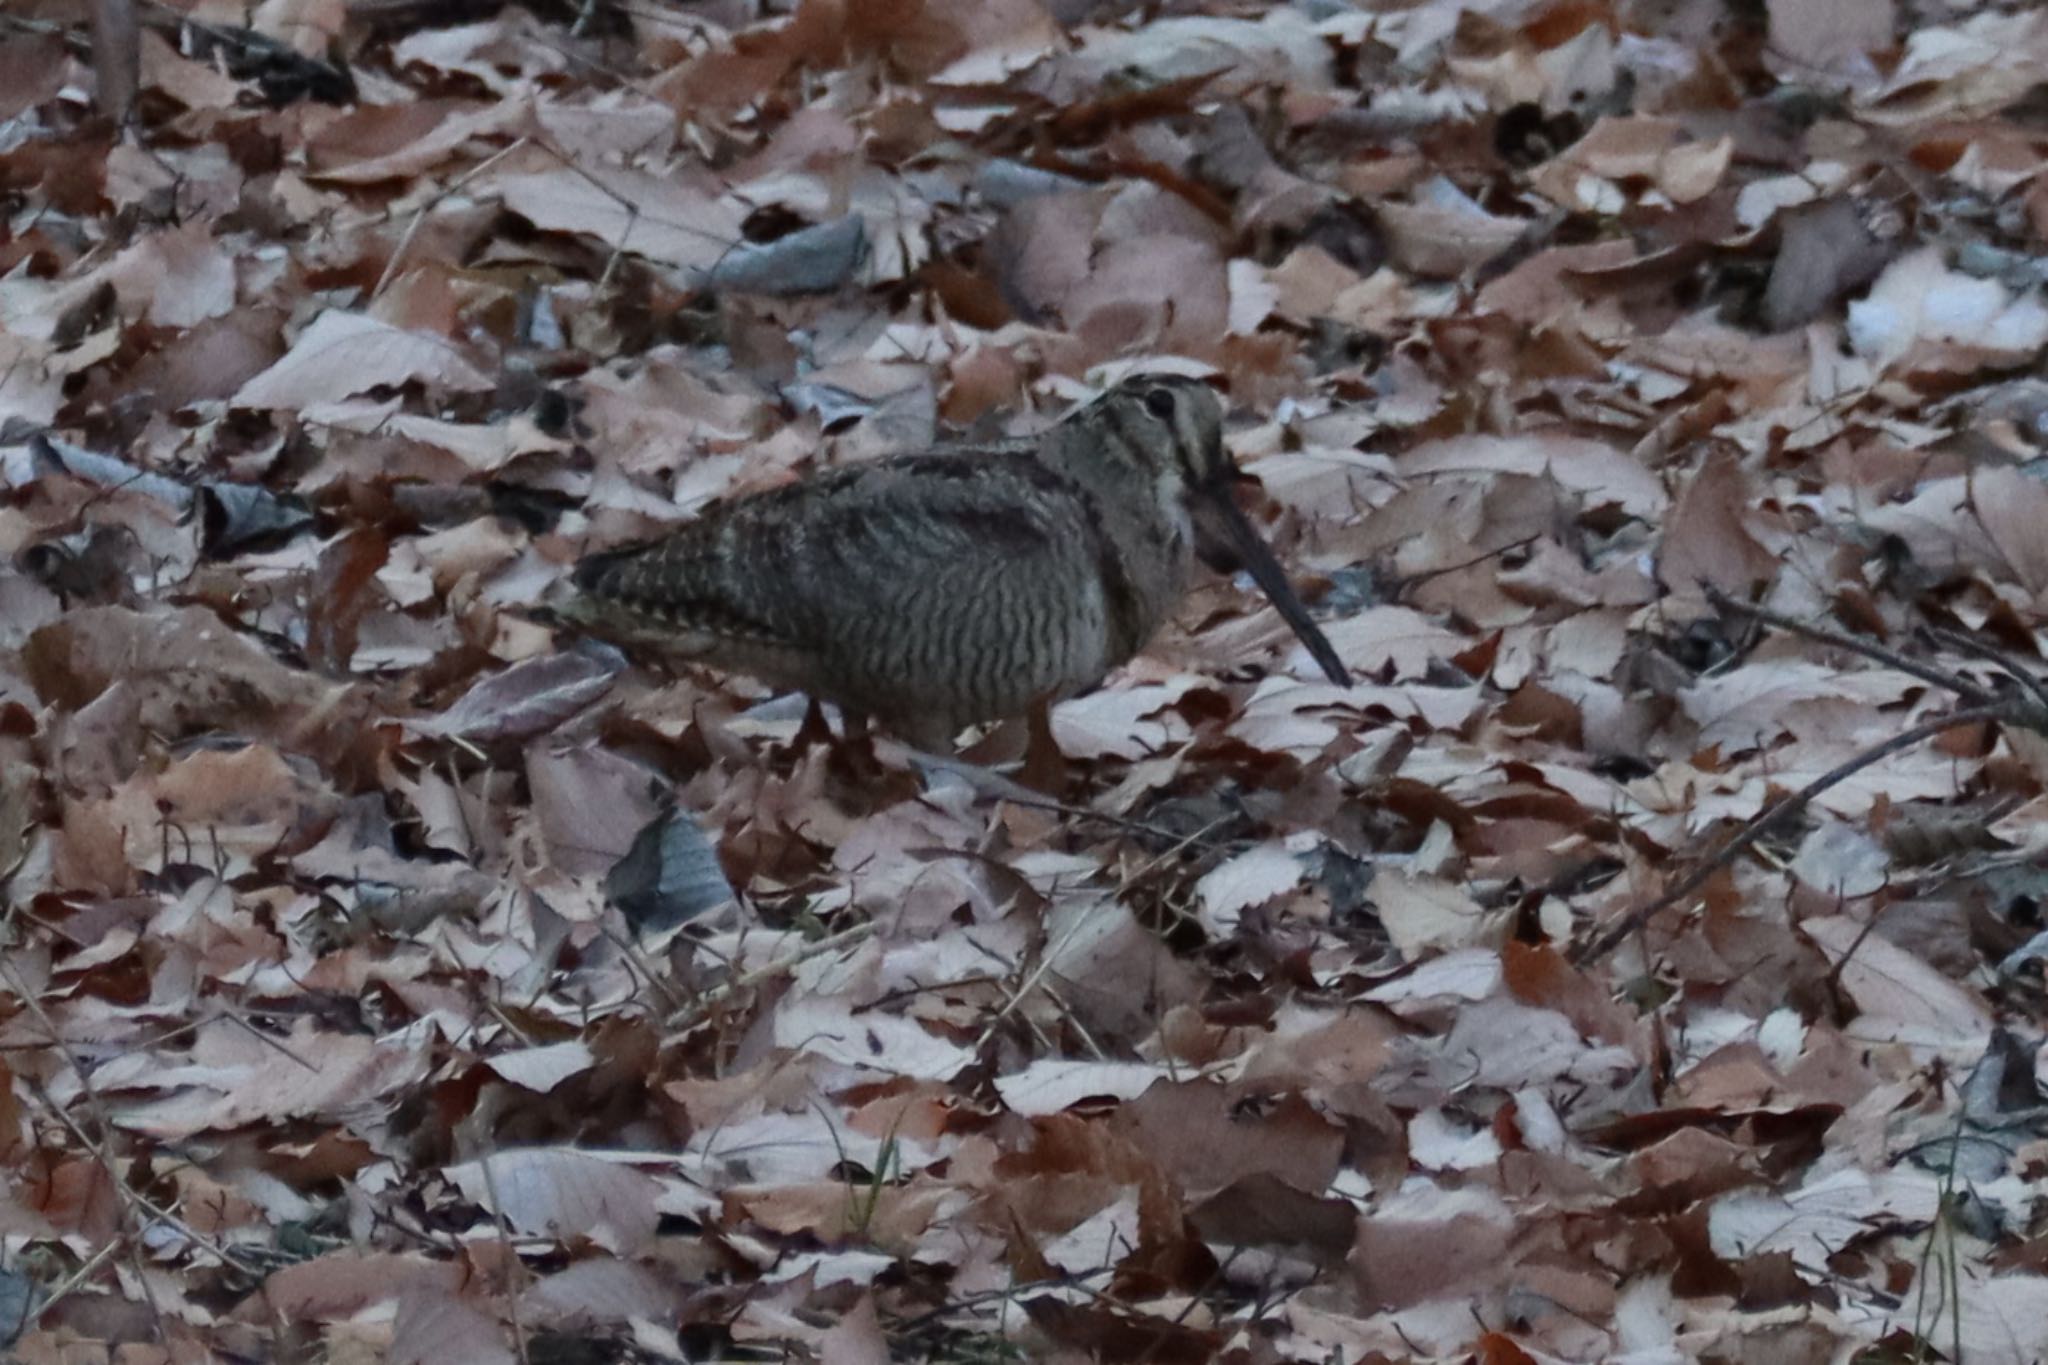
[888,1268,1116,1335]
[1573,703,2007,966]
[1039,982,1108,1061]
[0,959,170,1338]
[661,920,877,1031]
[1705,587,1994,706]
[371,138,534,301]
[25,1108,256,1273]
[1922,625,2048,716]
[596,920,688,1013]
[479,995,536,1048]
[1397,535,1539,594]
[33,1236,127,1319]
[972,811,1234,1052]
[1820,899,1890,1004]
[476,1154,532,1365]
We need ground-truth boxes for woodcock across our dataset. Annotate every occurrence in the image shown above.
[557,374,1353,749]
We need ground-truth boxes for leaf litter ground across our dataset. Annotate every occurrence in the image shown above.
[4,0,2048,1361]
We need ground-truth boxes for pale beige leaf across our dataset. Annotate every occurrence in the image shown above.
[1804,915,1995,1049]
[1195,842,1305,936]
[234,310,491,409]
[483,1041,595,1093]
[994,1061,1174,1116]
[442,1148,662,1255]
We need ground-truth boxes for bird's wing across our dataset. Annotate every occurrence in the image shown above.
[565,452,1104,659]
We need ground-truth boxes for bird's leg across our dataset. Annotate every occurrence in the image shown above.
[824,706,894,788]
[784,697,888,792]
[794,696,836,750]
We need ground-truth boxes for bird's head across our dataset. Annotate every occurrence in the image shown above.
[1091,373,1351,687]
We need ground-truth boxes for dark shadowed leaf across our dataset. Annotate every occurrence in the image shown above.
[702,215,867,295]
[198,481,315,557]
[1762,195,1903,332]
[606,804,735,933]
[0,1265,32,1348]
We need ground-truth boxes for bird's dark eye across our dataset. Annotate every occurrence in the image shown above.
[1143,388,1177,419]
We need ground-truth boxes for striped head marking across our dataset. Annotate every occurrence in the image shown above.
[1100,372,1231,491]
[1097,374,1354,689]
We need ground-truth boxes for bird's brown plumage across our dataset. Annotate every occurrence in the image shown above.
[556,374,1350,748]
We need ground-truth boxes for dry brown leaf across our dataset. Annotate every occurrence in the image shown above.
[9,1,2048,1356]
[104,1019,431,1140]
[1657,452,1779,600]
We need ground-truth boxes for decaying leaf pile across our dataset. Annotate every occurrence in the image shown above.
[5,0,2048,1359]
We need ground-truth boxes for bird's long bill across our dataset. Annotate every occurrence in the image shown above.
[1195,489,1353,688]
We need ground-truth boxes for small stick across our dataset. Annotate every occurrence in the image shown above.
[1704,587,1994,706]
[1922,625,2048,719]
[662,920,877,1031]
[1573,703,2007,966]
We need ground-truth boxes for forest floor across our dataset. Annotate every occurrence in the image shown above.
[4,0,2048,1360]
